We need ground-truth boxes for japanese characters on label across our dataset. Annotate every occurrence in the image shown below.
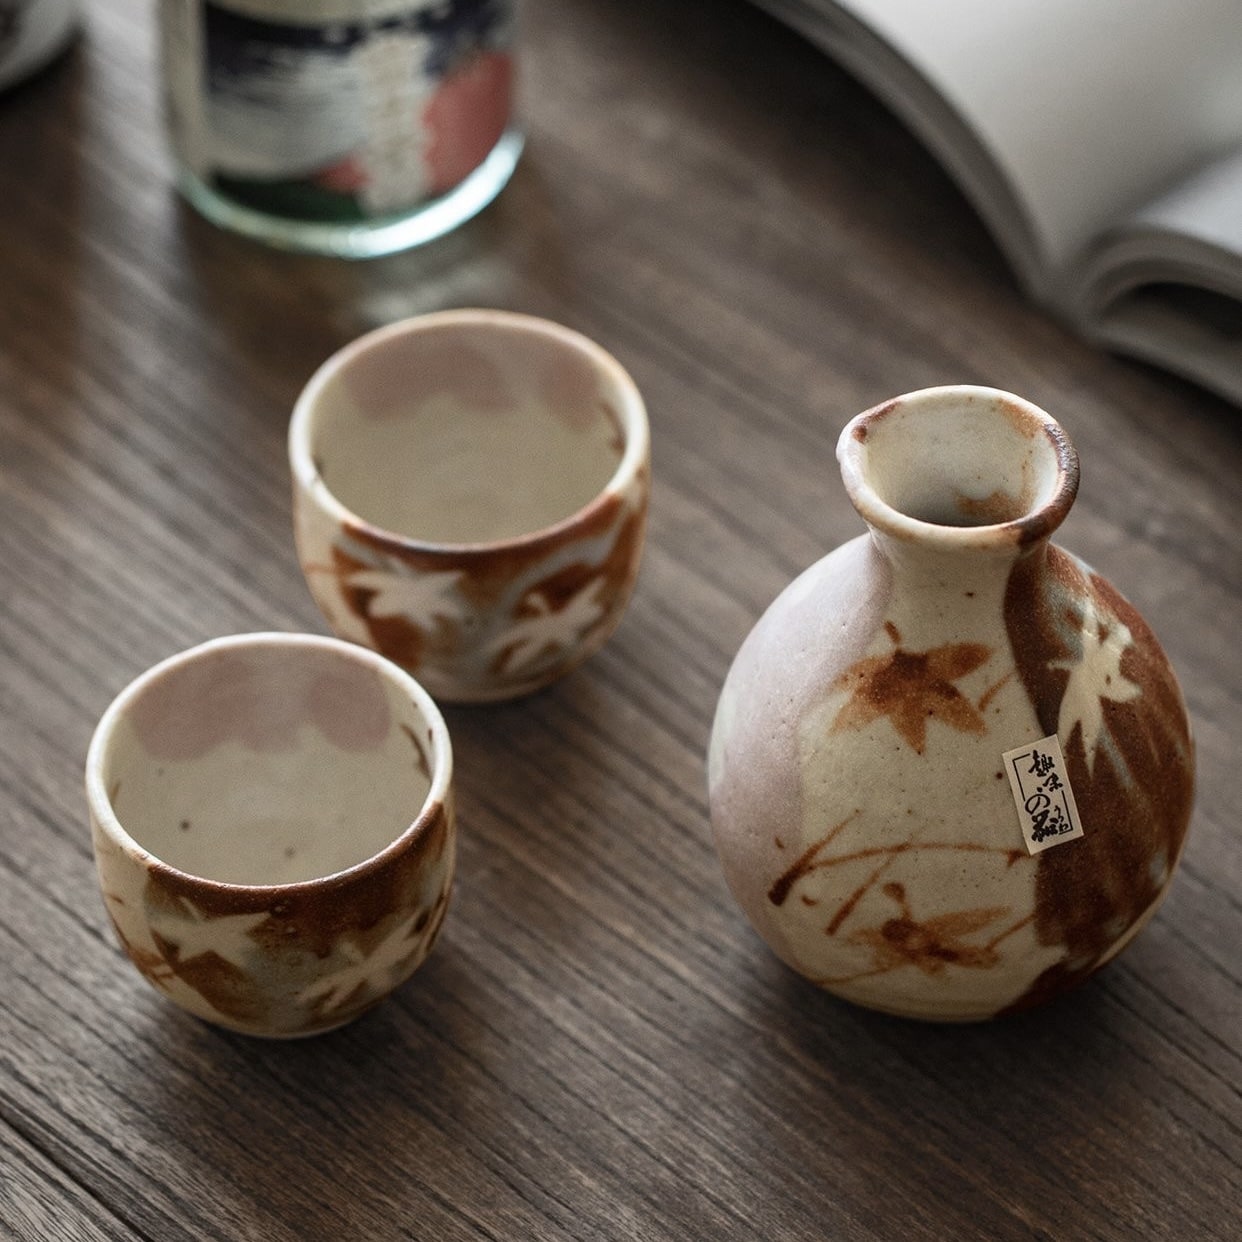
[1002,735,1085,855]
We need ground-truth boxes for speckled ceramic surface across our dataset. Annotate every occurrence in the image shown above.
[289,309,650,703]
[86,633,455,1037]
[708,386,1194,1021]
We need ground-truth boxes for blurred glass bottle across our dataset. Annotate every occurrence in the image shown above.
[0,0,78,91]
[158,0,521,257]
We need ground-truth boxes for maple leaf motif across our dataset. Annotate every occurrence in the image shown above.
[848,883,1009,976]
[297,912,426,1015]
[344,565,466,628]
[150,899,268,970]
[832,633,991,753]
[489,578,608,674]
[106,912,176,984]
[1050,595,1141,774]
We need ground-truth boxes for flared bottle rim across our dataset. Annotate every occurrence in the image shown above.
[837,385,1080,552]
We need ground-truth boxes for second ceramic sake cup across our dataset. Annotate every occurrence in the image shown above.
[86,633,455,1038]
[289,309,650,703]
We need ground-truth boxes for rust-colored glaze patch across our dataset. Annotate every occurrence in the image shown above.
[423,884,451,949]
[1002,547,1072,733]
[152,931,266,1025]
[953,486,1029,526]
[845,883,1010,978]
[107,914,174,986]
[332,543,430,671]
[768,813,859,907]
[831,631,992,754]
[1013,509,1058,549]
[130,796,454,1032]
[400,722,432,781]
[825,853,893,936]
[1015,413,1078,548]
[853,397,901,436]
[769,829,1025,915]
[147,799,451,954]
[486,501,645,682]
[538,503,643,614]
[277,800,450,960]
[768,832,1031,991]
[601,401,626,457]
[325,463,646,696]
[1002,547,1194,1011]
[341,479,643,618]
[976,671,1014,715]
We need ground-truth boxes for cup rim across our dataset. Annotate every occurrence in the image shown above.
[85,632,454,897]
[836,385,1080,551]
[288,308,651,557]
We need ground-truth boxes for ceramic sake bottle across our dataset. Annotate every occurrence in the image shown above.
[707,386,1194,1021]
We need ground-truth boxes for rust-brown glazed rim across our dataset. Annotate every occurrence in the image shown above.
[288,308,651,561]
[85,633,453,900]
[836,385,1080,550]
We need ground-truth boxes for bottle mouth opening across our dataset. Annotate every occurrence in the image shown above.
[837,386,1079,549]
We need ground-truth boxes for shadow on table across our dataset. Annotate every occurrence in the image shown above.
[165,143,577,422]
[124,942,511,1237]
[714,942,1176,1231]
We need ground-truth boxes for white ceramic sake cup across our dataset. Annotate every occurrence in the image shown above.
[86,633,454,1038]
[288,309,650,703]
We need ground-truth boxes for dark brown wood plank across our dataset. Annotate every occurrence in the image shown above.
[0,0,1238,1238]
[0,1119,139,1242]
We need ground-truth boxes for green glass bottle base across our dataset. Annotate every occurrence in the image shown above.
[174,128,524,259]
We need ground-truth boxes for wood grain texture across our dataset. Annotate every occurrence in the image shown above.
[0,0,1238,1238]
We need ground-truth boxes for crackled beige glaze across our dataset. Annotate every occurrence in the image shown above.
[708,386,1194,1021]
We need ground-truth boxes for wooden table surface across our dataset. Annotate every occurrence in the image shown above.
[1,1,1238,1238]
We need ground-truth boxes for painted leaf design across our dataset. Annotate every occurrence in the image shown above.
[150,899,267,970]
[488,579,608,674]
[297,911,427,1015]
[848,892,1010,977]
[345,567,467,626]
[1050,595,1141,774]
[832,637,991,753]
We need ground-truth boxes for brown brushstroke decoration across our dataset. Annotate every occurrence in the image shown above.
[845,882,1010,977]
[831,633,992,753]
[1002,547,1194,1011]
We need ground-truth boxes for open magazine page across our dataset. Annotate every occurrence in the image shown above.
[1078,148,1242,404]
[750,0,1043,295]
[751,0,1045,297]
[753,0,1242,310]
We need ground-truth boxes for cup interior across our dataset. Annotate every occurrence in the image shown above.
[295,312,643,545]
[89,637,448,886]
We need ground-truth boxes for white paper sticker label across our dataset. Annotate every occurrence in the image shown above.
[1002,735,1084,855]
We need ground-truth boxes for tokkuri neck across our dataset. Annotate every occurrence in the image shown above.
[836,385,1080,586]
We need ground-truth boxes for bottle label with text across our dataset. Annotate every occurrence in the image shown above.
[1002,734,1085,855]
